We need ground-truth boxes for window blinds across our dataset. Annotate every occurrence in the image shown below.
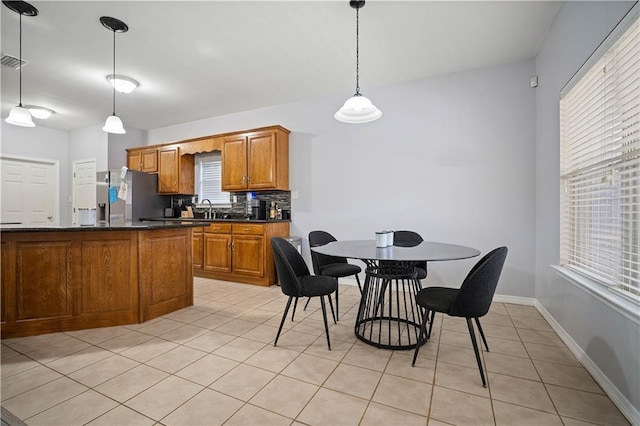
[196,154,230,205]
[560,11,639,300]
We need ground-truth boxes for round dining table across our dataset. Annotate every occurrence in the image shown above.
[312,240,480,350]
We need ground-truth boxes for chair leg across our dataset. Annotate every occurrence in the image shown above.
[355,274,363,294]
[275,296,293,347]
[291,297,299,322]
[412,308,429,366]
[474,318,489,352]
[427,310,436,340]
[466,318,487,387]
[334,281,339,321]
[319,296,332,350]
[303,297,311,311]
[327,292,337,324]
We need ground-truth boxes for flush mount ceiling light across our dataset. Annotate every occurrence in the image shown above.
[106,74,139,94]
[101,16,128,134]
[3,0,39,128]
[24,105,55,120]
[335,0,382,124]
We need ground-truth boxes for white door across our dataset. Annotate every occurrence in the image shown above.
[0,156,58,226]
[72,159,96,225]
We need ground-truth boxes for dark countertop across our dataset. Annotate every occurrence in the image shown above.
[0,221,205,233]
[142,217,291,224]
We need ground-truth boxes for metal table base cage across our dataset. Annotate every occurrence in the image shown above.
[355,263,425,350]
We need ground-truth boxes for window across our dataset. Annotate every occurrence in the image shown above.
[559,6,639,303]
[195,152,230,205]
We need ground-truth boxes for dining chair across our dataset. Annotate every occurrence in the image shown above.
[391,230,427,280]
[411,246,508,387]
[308,230,362,320]
[271,237,337,350]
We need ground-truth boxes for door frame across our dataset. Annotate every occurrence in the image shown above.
[0,154,60,226]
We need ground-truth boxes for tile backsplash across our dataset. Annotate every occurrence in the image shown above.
[171,191,291,219]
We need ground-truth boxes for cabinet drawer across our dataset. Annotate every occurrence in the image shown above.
[204,223,232,234]
[232,224,265,236]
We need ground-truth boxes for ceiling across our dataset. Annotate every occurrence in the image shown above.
[1,1,563,132]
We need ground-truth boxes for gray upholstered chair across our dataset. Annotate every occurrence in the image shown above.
[271,237,337,350]
[412,246,508,387]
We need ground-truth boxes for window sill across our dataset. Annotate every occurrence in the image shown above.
[551,265,640,325]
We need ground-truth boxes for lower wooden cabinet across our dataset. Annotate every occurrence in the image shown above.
[194,221,289,286]
[1,227,194,338]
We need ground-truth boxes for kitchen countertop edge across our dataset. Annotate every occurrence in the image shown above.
[0,221,205,233]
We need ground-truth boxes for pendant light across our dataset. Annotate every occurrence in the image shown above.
[335,0,382,124]
[101,16,128,134]
[3,1,39,128]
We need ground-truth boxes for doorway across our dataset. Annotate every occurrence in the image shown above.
[72,159,96,226]
[0,155,59,226]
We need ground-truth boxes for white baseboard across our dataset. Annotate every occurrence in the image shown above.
[336,283,637,424]
[535,301,639,426]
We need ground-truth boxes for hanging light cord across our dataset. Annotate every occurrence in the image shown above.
[111,28,116,115]
[355,6,360,96]
[18,12,23,106]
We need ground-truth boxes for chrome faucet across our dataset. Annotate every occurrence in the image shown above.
[201,199,213,219]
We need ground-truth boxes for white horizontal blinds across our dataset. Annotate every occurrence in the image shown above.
[560,14,640,300]
[197,154,230,204]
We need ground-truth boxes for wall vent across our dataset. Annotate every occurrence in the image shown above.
[1,53,27,70]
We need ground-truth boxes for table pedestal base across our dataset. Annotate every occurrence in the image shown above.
[355,265,424,350]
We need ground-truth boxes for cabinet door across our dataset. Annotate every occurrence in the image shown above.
[247,132,277,189]
[192,231,203,271]
[221,136,248,191]
[158,147,180,193]
[232,235,264,277]
[204,233,232,273]
[141,149,158,173]
[128,151,142,171]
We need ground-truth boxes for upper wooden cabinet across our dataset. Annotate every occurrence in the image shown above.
[127,148,158,173]
[157,146,194,194]
[221,127,289,191]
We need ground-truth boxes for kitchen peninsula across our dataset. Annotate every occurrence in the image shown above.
[1,221,201,338]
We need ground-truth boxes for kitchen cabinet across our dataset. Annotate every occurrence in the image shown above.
[1,226,194,338]
[221,127,289,191]
[158,146,194,194]
[194,220,290,286]
[127,148,158,173]
[192,227,204,271]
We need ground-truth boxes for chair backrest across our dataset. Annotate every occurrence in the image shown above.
[449,247,508,318]
[393,230,424,247]
[271,237,310,297]
[309,230,347,275]
[392,230,427,270]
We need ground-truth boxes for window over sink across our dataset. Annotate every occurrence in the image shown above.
[195,152,230,206]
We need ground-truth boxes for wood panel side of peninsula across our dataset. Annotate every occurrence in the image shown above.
[0,226,193,338]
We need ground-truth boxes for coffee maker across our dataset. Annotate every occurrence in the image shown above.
[250,199,267,219]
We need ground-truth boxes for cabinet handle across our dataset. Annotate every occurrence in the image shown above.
[247,175,251,183]
[242,176,246,184]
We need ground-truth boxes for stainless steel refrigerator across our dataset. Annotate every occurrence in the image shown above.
[96,169,169,224]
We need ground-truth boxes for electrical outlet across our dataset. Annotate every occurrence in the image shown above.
[291,191,299,200]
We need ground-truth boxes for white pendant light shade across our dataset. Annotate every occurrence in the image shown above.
[335,0,381,124]
[5,105,35,127]
[101,17,129,135]
[3,1,39,128]
[103,114,126,134]
[335,94,382,123]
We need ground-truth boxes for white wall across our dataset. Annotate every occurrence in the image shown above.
[1,122,70,224]
[149,58,537,298]
[535,0,638,419]
[68,125,108,171]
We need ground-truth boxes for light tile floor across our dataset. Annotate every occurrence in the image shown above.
[1,277,630,426]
